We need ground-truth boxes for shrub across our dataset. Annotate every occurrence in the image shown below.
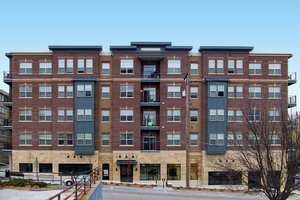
[0,179,47,188]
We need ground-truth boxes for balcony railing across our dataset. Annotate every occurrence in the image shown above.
[141,73,160,82]
[288,72,297,85]
[3,71,12,84]
[288,95,296,108]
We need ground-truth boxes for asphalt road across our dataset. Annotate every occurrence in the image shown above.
[102,185,269,200]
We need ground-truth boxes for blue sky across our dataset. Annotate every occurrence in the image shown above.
[0,0,299,109]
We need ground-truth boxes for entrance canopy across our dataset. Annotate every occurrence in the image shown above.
[116,160,137,165]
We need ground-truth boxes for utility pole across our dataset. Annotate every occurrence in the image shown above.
[184,73,190,188]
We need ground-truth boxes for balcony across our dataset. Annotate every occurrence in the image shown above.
[141,133,160,151]
[141,73,160,83]
[3,97,12,107]
[288,72,297,86]
[141,125,160,131]
[3,71,12,85]
[288,95,297,108]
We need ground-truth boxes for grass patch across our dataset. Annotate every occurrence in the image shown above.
[0,179,47,188]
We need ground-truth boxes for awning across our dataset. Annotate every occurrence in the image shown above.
[138,55,164,61]
[116,160,137,165]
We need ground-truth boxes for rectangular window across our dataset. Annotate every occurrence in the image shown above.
[39,109,52,121]
[168,59,181,74]
[227,110,234,122]
[102,133,110,146]
[236,60,243,74]
[19,86,32,98]
[66,86,73,97]
[120,85,133,98]
[228,60,243,74]
[120,59,133,74]
[227,86,234,98]
[268,110,280,122]
[167,164,181,180]
[249,63,261,75]
[58,86,65,97]
[190,133,198,145]
[39,86,52,98]
[209,133,224,145]
[86,59,93,74]
[210,85,225,97]
[58,86,73,98]
[77,109,92,121]
[58,59,65,73]
[19,109,32,121]
[269,134,280,146]
[39,62,52,74]
[227,133,234,146]
[67,59,74,73]
[120,133,133,145]
[120,109,133,122]
[77,133,92,146]
[208,60,215,74]
[140,164,161,181]
[248,133,261,145]
[102,86,110,98]
[209,171,242,185]
[58,133,73,146]
[167,86,181,98]
[228,133,243,146]
[248,86,261,98]
[167,109,180,121]
[190,110,198,122]
[248,110,261,121]
[102,63,110,75]
[236,110,243,122]
[77,59,84,73]
[39,133,52,146]
[228,86,243,98]
[190,86,198,98]
[58,109,73,121]
[209,109,224,121]
[19,62,32,74]
[268,63,281,75]
[190,63,198,75]
[77,84,92,97]
[268,86,281,98]
[236,86,243,98]
[217,60,224,74]
[167,133,180,146]
[102,110,110,122]
[58,109,65,121]
[19,133,32,145]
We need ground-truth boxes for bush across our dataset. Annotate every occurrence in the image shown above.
[0,179,47,188]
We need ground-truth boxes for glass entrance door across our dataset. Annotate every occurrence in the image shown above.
[120,164,133,182]
[143,134,156,150]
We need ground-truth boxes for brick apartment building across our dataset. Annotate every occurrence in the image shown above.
[3,42,296,187]
[0,89,11,164]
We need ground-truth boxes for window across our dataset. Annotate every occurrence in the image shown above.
[227,110,234,121]
[39,62,52,74]
[209,109,224,121]
[39,133,52,146]
[77,109,92,121]
[167,133,180,146]
[248,133,261,145]
[248,110,261,121]
[209,85,225,97]
[249,63,261,75]
[268,63,281,75]
[209,171,242,185]
[102,133,110,146]
[19,133,32,145]
[190,110,198,122]
[190,63,198,75]
[58,133,73,146]
[102,110,110,122]
[268,86,281,98]
[167,86,180,98]
[140,164,161,181]
[19,163,33,172]
[208,59,223,74]
[58,109,73,121]
[190,86,198,98]
[39,109,52,121]
[19,86,32,98]
[228,86,243,98]
[227,133,234,146]
[77,59,84,73]
[86,59,93,73]
[19,109,32,121]
[268,110,280,122]
[19,62,32,74]
[167,164,181,180]
[209,133,224,145]
[228,59,243,74]
[58,58,74,73]
[102,86,110,98]
[77,133,92,145]
[120,133,133,145]
[167,109,180,121]
[190,133,198,145]
[77,84,92,97]
[77,58,93,74]
[248,86,261,98]
[236,110,243,122]
[269,134,280,146]
[143,110,156,126]
[120,85,133,98]
[168,59,181,74]
[120,109,133,122]
[227,109,243,122]
[227,133,243,146]
[39,86,52,98]
[58,86,73,98]
[102,63,110,75]
[120,59,133,73]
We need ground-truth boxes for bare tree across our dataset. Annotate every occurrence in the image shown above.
[208,101,300,200]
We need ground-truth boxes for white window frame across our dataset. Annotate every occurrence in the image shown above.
[168,59,181,74]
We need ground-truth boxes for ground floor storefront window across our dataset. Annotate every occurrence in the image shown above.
[167,164,181,180]
[208,171,242,185]
[140,164,160,181]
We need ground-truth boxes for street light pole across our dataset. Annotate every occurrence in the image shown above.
[184,73,190,188]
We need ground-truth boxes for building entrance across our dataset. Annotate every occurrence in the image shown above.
[120,164,133,182]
